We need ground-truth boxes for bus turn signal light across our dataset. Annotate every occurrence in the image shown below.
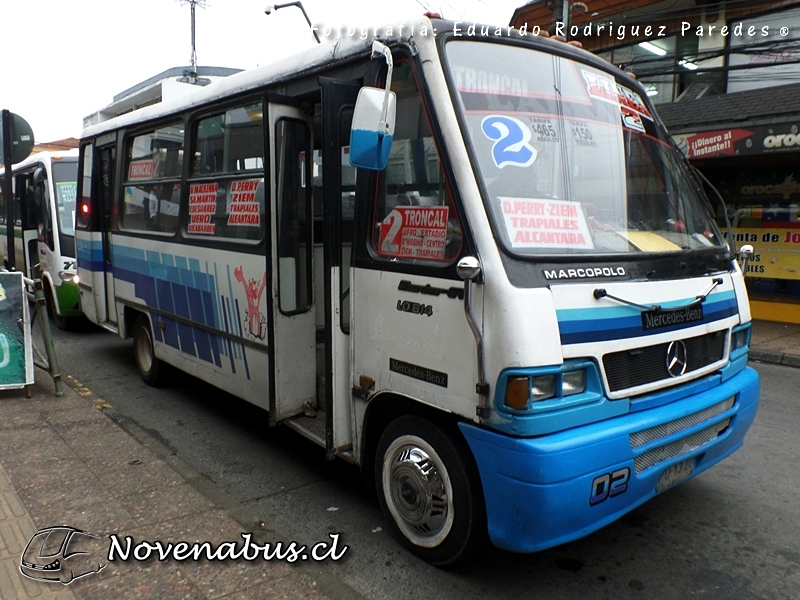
[504,377,530,410]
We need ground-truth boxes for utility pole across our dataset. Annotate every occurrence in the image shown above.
[179,0,206,77]
[550,0,566,37]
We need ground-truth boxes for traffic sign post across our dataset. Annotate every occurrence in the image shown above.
[1,110,35,272]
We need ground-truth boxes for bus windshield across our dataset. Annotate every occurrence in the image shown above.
[52,160,78,236]
[444,40,725,256]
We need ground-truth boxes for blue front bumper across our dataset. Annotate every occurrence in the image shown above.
[459,366,760,553]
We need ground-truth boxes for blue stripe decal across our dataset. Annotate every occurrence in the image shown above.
[235,298,251,380]
[77,239,104,271]
[84,241,256,379]
[222,294,236,374]
[557,291,738,344]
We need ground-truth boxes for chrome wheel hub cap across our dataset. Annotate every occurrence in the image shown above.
[383,436,453,547]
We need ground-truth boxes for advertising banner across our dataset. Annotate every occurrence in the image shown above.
[0,272,33,389]
[674,124,800,160]
[733,226,800,280]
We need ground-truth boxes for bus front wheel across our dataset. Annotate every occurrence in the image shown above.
[375,415,487,566]
[133,315,167,386]
[45,286,72,331]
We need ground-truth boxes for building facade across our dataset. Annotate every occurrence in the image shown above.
[512,0,800,323]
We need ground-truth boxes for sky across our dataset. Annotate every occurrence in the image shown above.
[2,0,524,144]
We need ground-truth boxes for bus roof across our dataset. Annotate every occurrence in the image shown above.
[79,16,627,141]
[80,17,413,140]
[1,149,79,174]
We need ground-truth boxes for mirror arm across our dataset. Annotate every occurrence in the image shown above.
[371,40,393,136]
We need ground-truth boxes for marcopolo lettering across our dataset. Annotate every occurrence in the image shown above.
[543,266,627,280]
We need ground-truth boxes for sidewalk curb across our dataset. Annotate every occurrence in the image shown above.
[750,350,800,368]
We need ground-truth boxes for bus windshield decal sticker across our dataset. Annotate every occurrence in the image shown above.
[582,70,652,119]
[188,183,218,234]
[569,121,596,147]
[227,179,262,227]
[581,69,652,132]
[379,206,449,260]
[389,358,448,388]
[500,197,594,249]
[450,65,531,97]
[481,115,537,168]
[621,108,645,133]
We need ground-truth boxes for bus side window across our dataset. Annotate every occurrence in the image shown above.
[371,62,463,263]
[121,122,184,235]
[187,102,265,243]
[275,118,312,314]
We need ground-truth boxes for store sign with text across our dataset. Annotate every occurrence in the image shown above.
[674,124,800,159]
[734,227,800,280]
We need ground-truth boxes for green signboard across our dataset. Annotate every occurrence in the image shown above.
[0,272,33,388]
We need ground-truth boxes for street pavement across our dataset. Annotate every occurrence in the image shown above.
[0,318,796,599]
[0,379,357,599]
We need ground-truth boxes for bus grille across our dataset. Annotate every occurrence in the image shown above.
[603,330,726,393]
[633,419,731,472]
[630,396,736,473]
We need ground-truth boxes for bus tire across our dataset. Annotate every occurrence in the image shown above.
[133,315,167,386]
[375,415,487,566]
[45,285,72,331]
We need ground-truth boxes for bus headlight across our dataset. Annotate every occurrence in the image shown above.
[731,327,749,350]
[532,375,556,402]
[562,370,586,396]
[58,271,79,284]
[501,363,592,412]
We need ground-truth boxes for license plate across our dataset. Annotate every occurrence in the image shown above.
[656,458,694,492]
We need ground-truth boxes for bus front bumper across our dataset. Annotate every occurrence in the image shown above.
[458,366,760,553]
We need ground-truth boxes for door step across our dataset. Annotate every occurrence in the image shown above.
[285,410,326,447]
[98,322,119,335]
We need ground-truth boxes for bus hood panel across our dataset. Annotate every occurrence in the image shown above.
[484,281,563,369]
[550,275,739,345]
[549,275,742,399]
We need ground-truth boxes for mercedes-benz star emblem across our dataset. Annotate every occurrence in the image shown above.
[666,340,688,377]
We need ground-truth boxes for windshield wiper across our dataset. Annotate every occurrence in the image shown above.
[594,277,722,312]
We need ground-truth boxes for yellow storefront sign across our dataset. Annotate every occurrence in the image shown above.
[734,228,800,279]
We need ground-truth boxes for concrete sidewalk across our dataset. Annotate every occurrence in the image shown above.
[749,319,800,367]
[0,374,355,600]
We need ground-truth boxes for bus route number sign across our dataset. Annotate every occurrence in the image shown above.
[379,206,448,260]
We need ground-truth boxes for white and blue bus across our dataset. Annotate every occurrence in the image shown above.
[1,150,81,329]
[75,17,759,564]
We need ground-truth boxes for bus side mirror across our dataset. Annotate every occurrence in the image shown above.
[457,256,482,282]
[349,40,396,171]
